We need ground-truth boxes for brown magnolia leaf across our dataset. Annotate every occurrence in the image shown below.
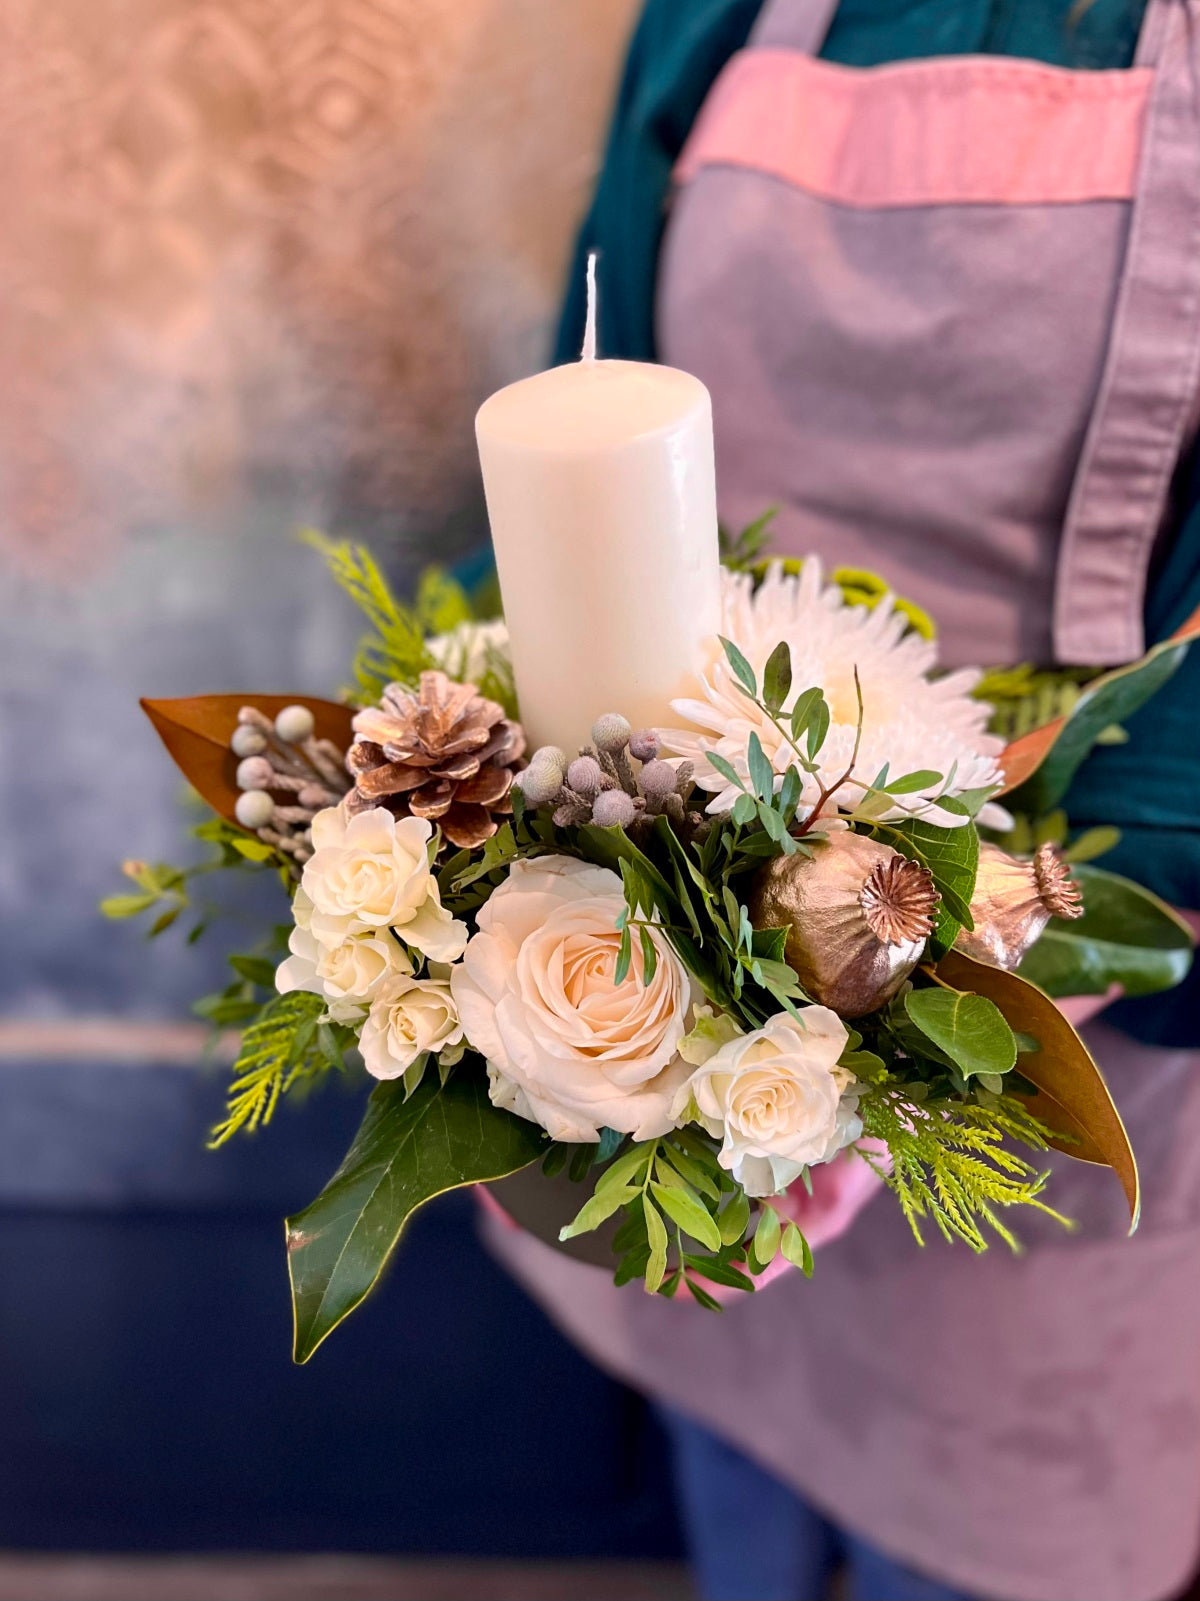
[934,949,1139,1230]
[995,717,1066,798]
[141,695,355,825]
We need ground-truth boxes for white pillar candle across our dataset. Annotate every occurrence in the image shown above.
[475,265,721,755]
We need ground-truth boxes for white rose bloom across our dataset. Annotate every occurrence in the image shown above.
[299,805,467,962]
[672,1008,860,1197]
[359,972,465,1080]
[275,898,410,1022]
[451,856,694,1142]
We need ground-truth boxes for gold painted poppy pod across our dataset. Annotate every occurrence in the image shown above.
[954,842,1083,970]
[748,832,940,1018]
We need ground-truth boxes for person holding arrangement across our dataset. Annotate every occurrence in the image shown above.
[484,2,1200,1598]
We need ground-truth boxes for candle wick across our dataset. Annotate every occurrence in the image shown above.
[581,251,598,363]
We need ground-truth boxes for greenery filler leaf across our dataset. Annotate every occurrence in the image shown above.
[287,1068,546,1362]
[141,695,354,825]
[935,950,1139,1229]
[1016,865,1193,999]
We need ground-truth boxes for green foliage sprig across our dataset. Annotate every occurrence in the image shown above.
[856,1077,1064,1251]
[303,529,517,715]
[557,1128,813,1305]
[101,815,288,943]
[208,990,356,1147]
[303,530,438,703]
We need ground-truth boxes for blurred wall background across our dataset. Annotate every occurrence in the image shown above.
[0,0,685,1578]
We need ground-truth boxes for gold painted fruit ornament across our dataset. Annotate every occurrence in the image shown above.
[749,832,940,1017]
[954,841,1083,970]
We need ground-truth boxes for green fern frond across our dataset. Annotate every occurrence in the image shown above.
[302,529,436,702]
[858,1084,1069,1252]
[208,991,340,1147]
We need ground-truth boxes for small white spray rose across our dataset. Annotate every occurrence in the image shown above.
[276,901,411,1022]
[359,971,465,1080]
[450,856,694,1142]
[299,806,467,962]
[672,1008,860,1197]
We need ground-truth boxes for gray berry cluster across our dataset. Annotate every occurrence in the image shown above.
[231,704,351,862]
[516,714,701,839]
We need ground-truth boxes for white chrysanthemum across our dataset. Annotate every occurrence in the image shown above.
[661,561,1004,830]
[426,618,510,686]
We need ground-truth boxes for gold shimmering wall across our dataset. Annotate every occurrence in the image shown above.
[0,0,638,578]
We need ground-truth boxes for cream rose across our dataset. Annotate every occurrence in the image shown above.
[275,899,410,1022]
[299,806,467,962]
[672,1008,860,1197]
[450,856,693,1142]
[359,972,465,1080]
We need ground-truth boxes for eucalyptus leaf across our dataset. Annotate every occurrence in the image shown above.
[904,987,1017,1079]
[1016,864,1193,999]
[763,641,793,711]
[732,792,757,826]
[747,733,775,803]
[790,687,825,744]
[286,1069,545,1362]
[719,636,757,697]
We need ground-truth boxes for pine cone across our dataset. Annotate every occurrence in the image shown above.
[348,671,526,850]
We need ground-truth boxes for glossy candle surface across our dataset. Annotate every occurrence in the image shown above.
[475,357,721,753]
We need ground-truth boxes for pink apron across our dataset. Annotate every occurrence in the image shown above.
[489,4,1200,1598]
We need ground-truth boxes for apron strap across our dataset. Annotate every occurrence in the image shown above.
[752,0,841,56]
[1054,0,1200,664]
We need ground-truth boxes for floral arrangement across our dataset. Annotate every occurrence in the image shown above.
[108,533,1197,1361]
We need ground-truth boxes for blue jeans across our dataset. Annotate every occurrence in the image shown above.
[660,1408,975,1601]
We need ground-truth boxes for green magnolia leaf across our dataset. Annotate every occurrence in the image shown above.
[1017,864,1194,999]
[935,949,1139,1228]
[904,987,1018,1079]
[999,619,1200,810]
[286,1068,546,1362]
